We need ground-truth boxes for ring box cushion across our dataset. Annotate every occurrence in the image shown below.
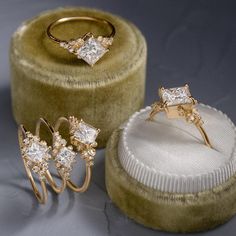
[10,7,147,147]
[105,104,236,232]
[119,104,236,193]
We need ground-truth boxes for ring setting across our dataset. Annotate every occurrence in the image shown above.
[47,16,115,66]
[21,131,51,179]
[52,132,77,180]
[18,116,100,203]
[68,117,100,165]
[59,33,113,66]
[147,84,212,148]
[54,116,100,193]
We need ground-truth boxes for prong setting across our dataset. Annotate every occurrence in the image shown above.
[21,132,51,178]
[68,116,99,166]
[59,34,112,66]
[160,86,192,107]
[52,131,76,179]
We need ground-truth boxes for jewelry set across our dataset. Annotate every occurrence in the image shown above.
[18,116,100,204]
[18,16,211,204]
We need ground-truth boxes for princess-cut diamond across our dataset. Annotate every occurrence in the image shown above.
[26,142,48,162]
[55,147,76,168]
[74,122,98,144]
[77,37,108,66]
[161,86,192,106]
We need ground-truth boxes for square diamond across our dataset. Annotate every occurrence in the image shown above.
[56,147,76,168]
[161,86,192,106]
[74,122,98,145]
[77,37,108,66]
[26,142,48,162]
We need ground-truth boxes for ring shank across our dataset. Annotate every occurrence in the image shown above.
[54,117,93,192]
[47,16,116,43]
[18,125,48,204]
[35,118,66,194]
[196,123,212,148]
[67,165,92,193]
[147,103,212,148]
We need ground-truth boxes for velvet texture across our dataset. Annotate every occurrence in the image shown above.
[10,7,147,147]
[105,129,236,233]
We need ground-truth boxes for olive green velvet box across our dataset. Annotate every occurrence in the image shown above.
[105,105,236,233]
[10,7,147,147]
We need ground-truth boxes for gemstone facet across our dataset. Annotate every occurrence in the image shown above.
[55,147,76,168]
[74,122,98,144]
[26,142,49,162]
[77,37,108,66]
[161,86,192,106]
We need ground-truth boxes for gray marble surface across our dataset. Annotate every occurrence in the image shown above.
[0,0,236,235]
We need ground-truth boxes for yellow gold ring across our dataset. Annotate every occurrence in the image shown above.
[35,118,67,194]
[47,16,115,66]
[147,84,212,148]
[18,118,67,204]
[54,116,100,193]
[18,125,50,204]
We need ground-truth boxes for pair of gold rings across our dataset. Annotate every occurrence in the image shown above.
[147,84,212,148]
[18,116,100,204]
[47,16,115,66]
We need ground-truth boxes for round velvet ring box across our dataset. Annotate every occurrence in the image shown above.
[10,7,147,148]
[105,104,236,233]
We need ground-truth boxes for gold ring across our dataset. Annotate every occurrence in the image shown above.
[18,125,50,204]
[35,118,67,194]
[147,84,212,148]
[47,16,115,66]
[18,119,67,204]
[54,116,100,193]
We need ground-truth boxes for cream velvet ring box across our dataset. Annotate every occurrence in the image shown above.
[10,7,147,148]
[105,104,236,233]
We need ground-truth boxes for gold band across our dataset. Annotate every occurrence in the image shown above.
[54,117,95,193]
[47,16,116,44]
[147,101,212,148]
[35,118,67,194]
[18,125,48,204]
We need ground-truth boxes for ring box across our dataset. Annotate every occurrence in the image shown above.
[10,7,147,148]
[105,104,236,233]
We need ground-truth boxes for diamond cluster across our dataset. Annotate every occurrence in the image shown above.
[21,132,51,176]
[53,132,76,178]
[56,147,76,168]
[161,86,192,106]
[69,117,99,145]
[69,117,99,166]
[25,142,48,162]
[60,35,112,66]
[20,118,99,180]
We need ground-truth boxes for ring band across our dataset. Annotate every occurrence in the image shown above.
[47,16,115,43]
[18,118,67,204]
[47,16,115,66]
[147,84,212,148]
[35,118,67,194]
[54,116,100,193]
[18,125,49,204]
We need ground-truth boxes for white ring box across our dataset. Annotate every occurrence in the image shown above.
[105,104,236,233]
[120,104,236,193]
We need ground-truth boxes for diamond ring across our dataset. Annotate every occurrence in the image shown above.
[18,124,52,204]
[54,116,100,192]
[147,84,212,148]
[35,118,67,194]
[18,118,67,204]
[47,16,115,66]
